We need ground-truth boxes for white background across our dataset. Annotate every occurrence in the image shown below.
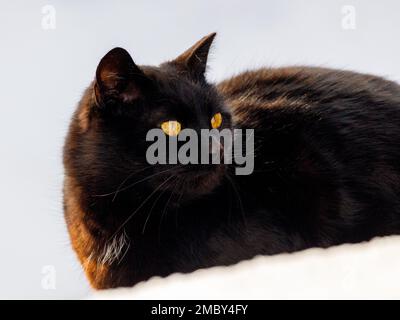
[1,0,399,299]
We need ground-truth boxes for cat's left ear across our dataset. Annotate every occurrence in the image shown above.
[94,47,150,107]
[173,32,216,80]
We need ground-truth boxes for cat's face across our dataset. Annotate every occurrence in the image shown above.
[81,33,231,199]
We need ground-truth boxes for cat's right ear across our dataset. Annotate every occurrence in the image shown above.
[94,47,148,107]
[172,33,216,81]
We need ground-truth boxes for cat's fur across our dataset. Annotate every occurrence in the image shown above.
[64,33,400,289]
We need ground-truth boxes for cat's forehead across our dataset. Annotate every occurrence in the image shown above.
[141,64,214,106]
[142,64,198,88]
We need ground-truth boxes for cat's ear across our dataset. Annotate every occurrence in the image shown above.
[94,47,148,106]
[173,32,216,80]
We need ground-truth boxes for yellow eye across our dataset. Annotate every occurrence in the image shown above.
[211,112,222,129]
[161,120,181,136]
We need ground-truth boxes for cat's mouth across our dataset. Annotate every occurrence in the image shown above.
[187,164,226,194]
[154,164,226,197]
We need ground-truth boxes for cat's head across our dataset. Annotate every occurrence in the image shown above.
[73,33,232,200]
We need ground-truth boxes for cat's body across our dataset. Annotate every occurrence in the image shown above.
[64,34,400,289]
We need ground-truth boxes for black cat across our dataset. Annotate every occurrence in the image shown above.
[63,33,400,289]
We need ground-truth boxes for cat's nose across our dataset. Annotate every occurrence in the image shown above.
[198,136,224,163]
[210,135,222,155]
[209,136,225,163]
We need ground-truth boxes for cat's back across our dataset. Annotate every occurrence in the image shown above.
[217,66,400,176]
[217,66,400,125]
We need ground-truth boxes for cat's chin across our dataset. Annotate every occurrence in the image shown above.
[155,164,226,199]
[183,164,226,197]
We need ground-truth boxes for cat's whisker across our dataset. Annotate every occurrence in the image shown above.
[174,178,186,230]
[114,166,186,195]
[111,165,155,202]
[108,175,175,241]
[141,179,172,234]
[158,176,181,241]
[93,166,175,198]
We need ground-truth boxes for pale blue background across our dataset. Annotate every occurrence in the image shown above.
[1,0,399,298]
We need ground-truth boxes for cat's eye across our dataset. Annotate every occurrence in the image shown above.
[211,112,223,129]
[161,120,182,136]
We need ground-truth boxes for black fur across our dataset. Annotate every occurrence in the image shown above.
[64,35,400,289]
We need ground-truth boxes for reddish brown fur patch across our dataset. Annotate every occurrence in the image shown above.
[76,84,96,133]
[64,175,109,289]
